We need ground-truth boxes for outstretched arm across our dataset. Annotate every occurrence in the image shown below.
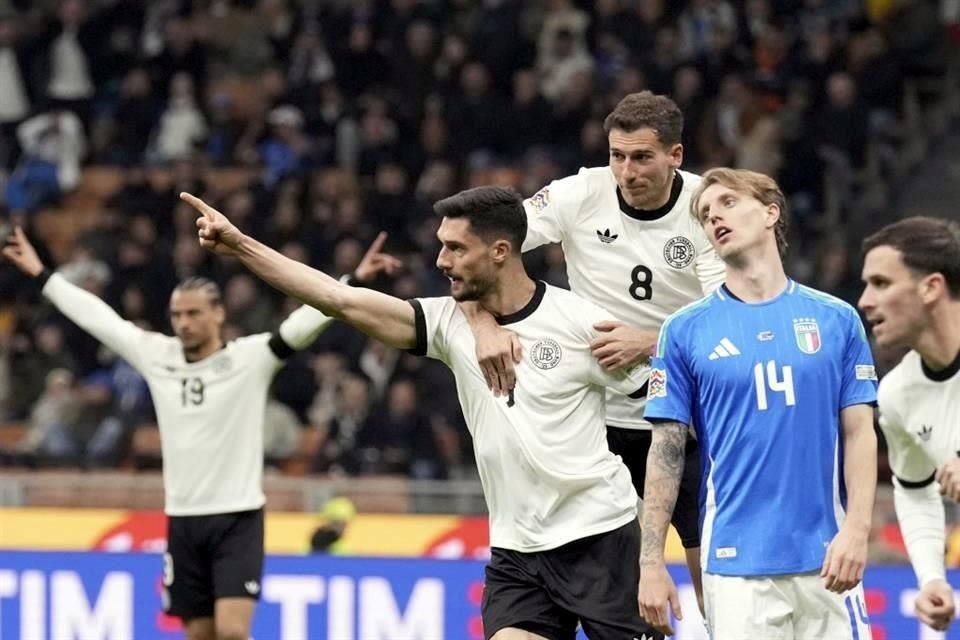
[638,420,687,636]
[182,193,417,350]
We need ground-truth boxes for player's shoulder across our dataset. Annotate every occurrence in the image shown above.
[677,169,703,193]
[795,283,860,318]
[532,166,613,204]
[662,291,716,332]
[878,351,921,400]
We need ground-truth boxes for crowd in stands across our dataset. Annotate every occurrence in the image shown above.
[0,0,956,476]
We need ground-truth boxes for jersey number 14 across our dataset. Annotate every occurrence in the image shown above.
[753,360,795,410]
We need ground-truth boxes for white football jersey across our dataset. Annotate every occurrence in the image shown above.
[411,281,645,552]
[878,350,960,485]
[524,167,725,429]
[44,274,283,516]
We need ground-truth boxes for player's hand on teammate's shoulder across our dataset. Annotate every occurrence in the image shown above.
[820,523,868,593]
[590,321,657,371]
[180,192,245,257]
[638,564,681,636]
[936,459,960,501]
[352,231,402,284]
[2,225,45,277]
[916,578,957,631]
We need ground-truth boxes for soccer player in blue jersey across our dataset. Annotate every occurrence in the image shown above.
[637,168,879,639]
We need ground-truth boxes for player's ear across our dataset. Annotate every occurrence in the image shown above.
[765,202,781,229]
[490,238,511,264]
[919,272,947,304]
[669,143,683,167]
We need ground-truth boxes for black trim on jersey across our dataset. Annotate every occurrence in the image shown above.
[407,299,428,356]
[268,333,296,360]
[496,280,546,326]
[721,284,743,302]
[628,381,648,399]
[36,268,53,289]
[897,471,936,489]
[616,171,684,222]
[921,348,960,382]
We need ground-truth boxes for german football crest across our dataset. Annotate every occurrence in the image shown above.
[530,339,562,370]
[793,318,821,354]
[663,236,696,268]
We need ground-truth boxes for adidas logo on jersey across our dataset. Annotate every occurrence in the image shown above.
[708,338,741,360]
[596,228,619,244]
[917,424,933,442]
[244,580,260,595]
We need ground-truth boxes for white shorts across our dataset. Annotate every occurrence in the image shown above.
[703,572,871,640]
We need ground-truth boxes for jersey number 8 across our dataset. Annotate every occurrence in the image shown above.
[629,265,653,301]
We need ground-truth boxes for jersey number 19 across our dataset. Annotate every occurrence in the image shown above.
[753,360,795,411]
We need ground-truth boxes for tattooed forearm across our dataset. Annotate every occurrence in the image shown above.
[639,421,687,566]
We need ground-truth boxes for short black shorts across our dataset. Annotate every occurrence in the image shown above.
[482,521,662,640]
[162,508,264,619]
[607,426,701,549]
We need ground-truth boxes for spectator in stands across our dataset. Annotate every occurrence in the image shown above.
[5,105,86,218]
[310,372,375,475]
[262,398,302,470]
[149,72,208,163]
[0,6,33,171]
[13,367,80,465]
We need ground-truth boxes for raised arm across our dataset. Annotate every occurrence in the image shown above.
[638,420,687,636]
[820,403,876,593]
[2,226,148,368]
[182,193,417,350]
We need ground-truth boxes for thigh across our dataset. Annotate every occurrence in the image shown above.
[211,508,265,601]
[672,435,702,549]
[792,576,872,640]
[542,522,661,640]
[704,573,794,640]
[165,516,214,619]
[482,548,578,640]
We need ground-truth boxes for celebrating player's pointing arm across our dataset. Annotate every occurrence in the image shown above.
[184,192,417,350]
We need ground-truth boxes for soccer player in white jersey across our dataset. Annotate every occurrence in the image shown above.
[182,186,656,639]
[2,226,398,640]
[858,216,960,632]
[467,92,725,612]
[638,168,878,639]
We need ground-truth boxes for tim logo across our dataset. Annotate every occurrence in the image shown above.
[530,339,562,370]
[793,318,822,354]
[663,236,696,268]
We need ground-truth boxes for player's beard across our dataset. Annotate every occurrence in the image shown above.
[449,272,494,302]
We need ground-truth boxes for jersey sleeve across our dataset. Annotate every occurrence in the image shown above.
[407,297,456,364]
[43,273,152,371]
[271,304,335,358]
[643,315,695,426]
[839,306,878,409]
[878,377,936,485]
[694,239,726,294]
[521,170,588,252]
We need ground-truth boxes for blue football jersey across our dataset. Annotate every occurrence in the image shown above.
[644,280,878,577]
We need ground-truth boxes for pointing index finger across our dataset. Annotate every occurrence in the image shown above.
[180,192,217,221]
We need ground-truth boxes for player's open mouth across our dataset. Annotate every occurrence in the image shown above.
[715,227,732,242]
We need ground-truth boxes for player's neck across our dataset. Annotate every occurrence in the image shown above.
[480,268,537,318]
[723,253,788,303]
[914,302,960,371]
[183,338,225,363]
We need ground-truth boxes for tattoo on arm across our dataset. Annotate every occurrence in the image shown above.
[640,422,687,566]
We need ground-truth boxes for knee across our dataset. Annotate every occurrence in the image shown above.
[215,622,249,640]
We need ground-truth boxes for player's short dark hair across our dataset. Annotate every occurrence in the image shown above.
[862,216,960,298]
[603,91,684,146]
[692,168,789,258]
[433,186,526,255]
[173,277,223,306]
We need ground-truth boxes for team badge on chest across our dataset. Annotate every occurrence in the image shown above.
[793,318,822,354]
[530,339,562,370]
[663,236,696,268]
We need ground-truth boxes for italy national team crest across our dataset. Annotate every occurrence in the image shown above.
[793,318,822,354]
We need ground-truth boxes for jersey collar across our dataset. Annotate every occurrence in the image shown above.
[496,280,546,325]
[921,348,960,382]
[616,171,684,221]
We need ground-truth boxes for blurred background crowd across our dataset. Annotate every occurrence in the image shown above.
[0,0,958,483]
